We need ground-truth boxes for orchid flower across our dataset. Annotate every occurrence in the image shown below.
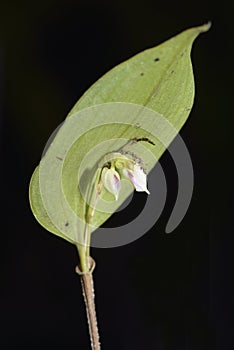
[101,155,150,200]
[101,167,121,200]
[122,163,150,194]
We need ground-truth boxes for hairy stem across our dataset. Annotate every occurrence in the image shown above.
[76,170,102,348]
[76,257,100,350]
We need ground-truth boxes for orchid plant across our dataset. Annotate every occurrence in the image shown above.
[29,23,210,349]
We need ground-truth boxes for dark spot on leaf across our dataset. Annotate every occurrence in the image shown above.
[56,156,63,161]
[65,222,69,227]
[140,72,144,76]
[154,57,160,62]
[133,137,155,145]
[135,123,141,128]
[171,70,174,74]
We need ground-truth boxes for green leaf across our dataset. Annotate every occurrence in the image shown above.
[29,23,210,247]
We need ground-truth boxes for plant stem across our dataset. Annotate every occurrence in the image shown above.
[76,257,100,350]
[76,169,102,348]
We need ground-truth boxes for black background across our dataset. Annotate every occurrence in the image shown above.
[1,0,234,349]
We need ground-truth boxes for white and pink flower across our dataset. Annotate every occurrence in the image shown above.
[122,164,150,194]
[101,167,121,200]
[101,155,150,200]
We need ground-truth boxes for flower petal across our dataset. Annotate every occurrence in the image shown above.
[125,164,150,194]
[101,167,121,200]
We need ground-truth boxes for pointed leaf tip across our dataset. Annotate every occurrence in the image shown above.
[198,21,212,33]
